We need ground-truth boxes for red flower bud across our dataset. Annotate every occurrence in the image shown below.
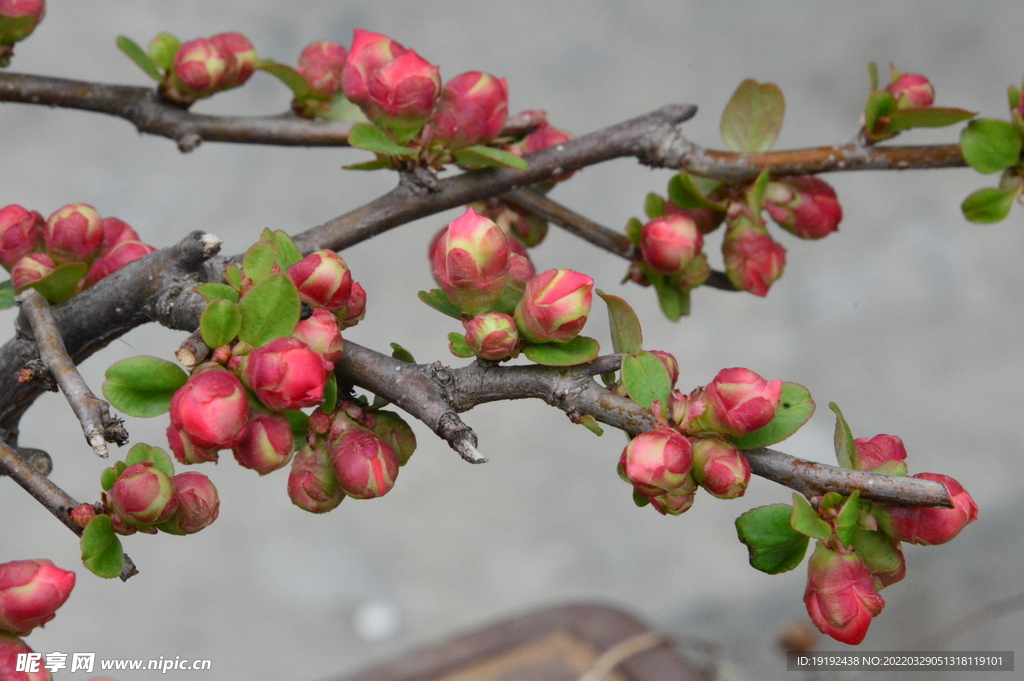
[619,428,694,498]
[431,208,511,315]
[764,176,842,240]
[0,559,75,636]
[243,338,330,411]
[371,410,417,466]
[159,472,220,535]
[722,202,786,296]
[513,269,593,344]
[640,215,704,275]
[0,205,42,270]
[287,249,353,310]
[168,38,228,102]
[885,72,934,109]
[288,441,344,513]
[431,71,509,148]
[0,631,50,680]
[885,473,978,545]
[43,203,103,263]
[687,367,782,437]
[98,217,140,251]
[463,312,519,360]
[291,308,344,363]
[110,462,178,528]
[335,281,366,330]
[342,29,406,107]
[296,41,347,108]
[169,367,250,450]
[0,0,45,67]
[663,201,725,235]
[166,424,219,465]
[11,253,54,291]
[648,488,697,516]
[84,240,156,287]
[330,428,399,499]
[209,32,257,89]
[232,411,295,475]
[803,543,884,645]
[70,504,96,529]
[519,124,573,155]
[691,436,750,499]
[852,434,907,475]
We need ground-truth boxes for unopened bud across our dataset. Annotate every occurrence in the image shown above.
[242,338,330,411]
[463,312,519,360]
[287,250,354,310]
[0,204,42,270]
[619,428,694,498]
[885,72,934,109]
[70,504,96,529]
[371,410,417,466]
[209,32,257,89]
[852,434,907,475]
[232,411,295,475]
[330,428,399,499]
[431,71,509,149]
[639,215,704,275]
[291,308,344,363]
[169,367,250,450]
[109,462,178,528]
[691,436,750,499]
[11,253,55,291]
[167,38,227,103]
[803,543,884,645]
[685,367,782,437]
[84,240,156,287]
[883,472,978,545]
[0,0,45,67]
[158,472,220,535]
[763,176,842,240]
[0,559,75,636]
[513,269,593,344]
[431,208,511,315]
[722,202,786,296]
[43,203,103,263]
[288,441,344,513]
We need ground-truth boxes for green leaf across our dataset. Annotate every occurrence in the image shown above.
[343,158,392,171]
[318,93,370,123]
[0,280,14,310]
[124,442,175,479]
[117,36,163,82]
[453,145,529,170]
[255,59,309,98]
[632,489,651,508]
[418,289,463,319]
[195,283,239,304]
[644,192,666,219]
[720,79,786,153]
[868,62,879,93]
[850,526,902,576]
[147,32,180,71]
[390,342,416,364]
[242,239,278,284]
[598,290,643,354]
[348,123,417,156]
[667,173,726,211]
[731,382,815,449]
[746,169,771,213]
[864,90,897,137]
[829,402,857,469]
[25,262,88,305]
[448,332,475,358]
[579,414,604,436]
[103,356,188,417]
[621,351,671,411]
[624,217,643,248]
[647,270,690,321]
[961,186,1016,224]
[791,493,832,541]
[285,410,309,446]
[238,273,301,346]
[271,230,303,270]
[200,299,242,349]
[835,491,861,549]
[100,461,127,492]
[961,118,1022,174]
[80,515,125,579]
[735,504,810,574]
[885,107,976,133]
[225,264,244,291]
[321,374,338,414]
[522,336,600,366]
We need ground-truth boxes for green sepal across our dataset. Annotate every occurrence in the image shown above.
[448,332,475,358]
[960,118,1023,174]
[885,107,976,133]
[80,515,125,579]
[730,382,815,449]
[117,36,163,82]
[579,414,604,436]
[621,351,671,411]
[835,491,861,549]
[790,493,832,541]
[102,356,189,417]
[195,283,240,304]
[24,262,88,305]
[735,503,810,574]
[961,186,1016,223]
[285,410,309,447]
[644,193,666,219]
[270,230,303,270]
[225,264,244,291]
[255,59,308,98]
[667,173,726,211]
[624,217,644,248]
[147,32,180,72]
[864,90,897,138]
[720,79,785,153]
[0,280,14,310]
[124,442,175,479]
[829,402,857,469]
[200,298,242,349]
[597,290,643,355]
[348,123,417,156]
[343,158,392,171]
[390,342,416,363]
[321,374,338,414]
[747,169,771,213]
[453,145,529,170]
[242,238,279,284]
[237,273,301,346]
[100,461,128,492]
[522,336,600,366]
[418,289,463,319]
[632,489,651,508]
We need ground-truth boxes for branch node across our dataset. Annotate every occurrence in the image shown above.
[18,359,57,392]
[437,411,485,463]
[177,132,203,153]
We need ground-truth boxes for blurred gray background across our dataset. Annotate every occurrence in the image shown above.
[2,2,1022,679]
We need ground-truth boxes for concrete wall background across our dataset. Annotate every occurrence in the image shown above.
[2,2,1021,680]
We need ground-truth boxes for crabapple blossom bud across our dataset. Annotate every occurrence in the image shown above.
[513,269,593,344]
[243,337,330,411]
[70,504,96,529]
[763,176,842,240]
[168,38,227,101]
[98,217,140,250]
[722,202,786,296]
[364,49,440,139]
[885,72,934,109]
[84,240,156,287]
[619,428,694,498]
[649,487,697,516]
[852,434,907,475]
[342,29,405,108]
[519,123,572,155]
[158,472,220,535]
[335,281,366,330]
[288,442,344,513]
[648,350,679,388]
[109,513,137,536]
[287,250,353,310]
[691,436,750,499]
[43,203,103,263]
[663,201,725,235]
[803,543,884,645]
[0,205,42,270]
[169,367,249,450]
[0,559,75,636]
[297,41,347,101]
[0,0,45,67]
[232,411,295,475]
[0,632,50,681]
[640,215,704,275]
[109,462,178,528]
[166,425,218,465]
[431,71,509,149]
[686,368,782,437]
[291,308,344,363]
[11,253,54,290]
[431,208,511,315]
[330,428,399,499]
[372,411,417,466]
[208,32,257,89]
[463,312,519,360]
[884,473,978,545]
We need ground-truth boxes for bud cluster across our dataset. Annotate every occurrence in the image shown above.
[0,0,45,67]
[862,66,943,143]
[152,31,257,104]
[0,203,156,304]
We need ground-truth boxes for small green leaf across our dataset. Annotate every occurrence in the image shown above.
[868,62,879,93]
[103,356,189,417]
[885,107,976,133]
[225,264,244,291]
[321,374,338,414]
[829,402,857,469]
[747,169,771,213]
[961,186,1016,223]
[0,280,14,310]
[579,414,604,436]
[100,461,126,491]
[200,299,242,349]
[271,230,303,270]
[621,351,671,411]
[343,158,392,171]
[238,273,301,346]
[835,491,861,549]
[255,59,309,98]
[25,262,88,305]
[195,283,240,304]
[791,493,832,541]
[720,79,786,153]
[522,336,600,366]
[318,93,369,123]
[418,289,463,319]
[731,382,815,449]
[961,118,1022,174]
[285,410,309,446]
[667,173,726,210]
[117,36,163,82]
[453,145,529,170]
[850,526,902,576]
[624,217,644,248]
[348,123,417,156]
[864,90,897,137]
[124,442,175,479]
[647,270,690,321]
[81,515,125,579]
[632,489,651,508]
[147,32,180,71]
[644,192,666,219]
[390,342,416,363]
[447,332,475,358]
[242,239,278,284]
[735,503,810,574]
[597,290,643,355]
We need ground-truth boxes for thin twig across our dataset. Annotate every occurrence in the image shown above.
[18,289,127,457]
[578,631,666,681]
[175,329,210,368]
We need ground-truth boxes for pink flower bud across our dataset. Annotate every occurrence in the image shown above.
[70,504,96,529]
[296,41,347,108]
[159,472,220,535]
[722,203,786,297]
[334,281,366,330]
[110,462,178,528]
[287,249,354,310]
[764,176,842,240]
[463,312,519,360]
[365,48,440,138]
[431,208,511,315]
[232,411,295,475]
[852,434,907,475]
[803,543,884,645]
[0,559,75,636]
[109,513,138,536]
[168,38,228,101]
[169,367,250,450]
[43,203,103,263]
[431,71,509,148]
[208,32,257,89]
[243,338,330,411]
[663,201,725,235]
[372,410,417,466]
[648,350,679,388]
[98,217,140,251]
[514,269,594,344]
[84,240,156,287]
[691,436,750,499]
[649,488,697,516]
[342,29,406,108]
[0,631,50,680]
[330,428,399,499]
[619,428,694,498]
[0,205,42,270]
[885,72,934,109]
[519,123,573,155]
[0,0,45,67]
[885,473,978,545]
[11,253,54,291]
[166,424,219,465]
[640,215,704,275]
[687,368,782,437]
[291,308,344,363]
[288,441,344,513]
